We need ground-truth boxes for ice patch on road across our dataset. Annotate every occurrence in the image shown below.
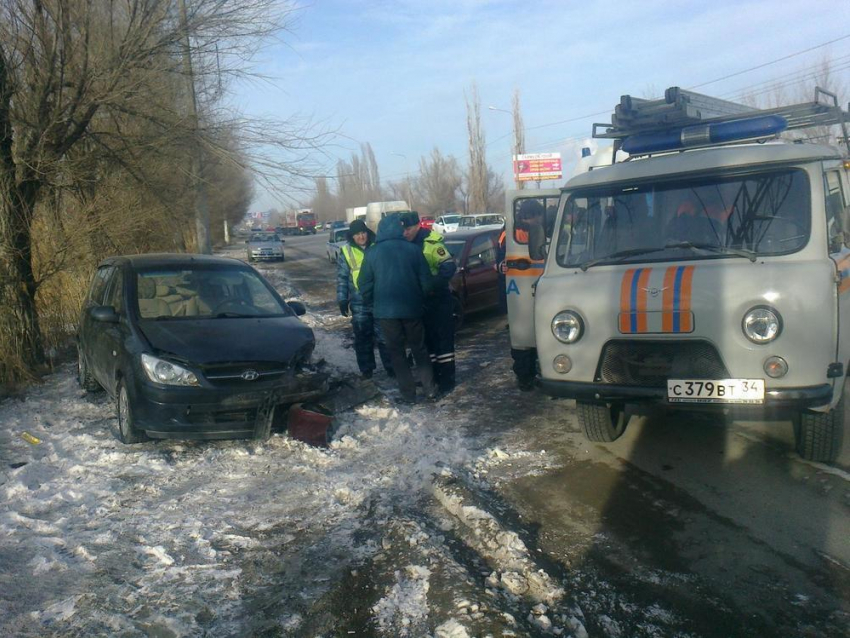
[373,565,431,637]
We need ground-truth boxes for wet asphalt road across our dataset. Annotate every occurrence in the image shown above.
[242,232,850,637]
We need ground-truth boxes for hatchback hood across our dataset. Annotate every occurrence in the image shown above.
[139,316,314,365]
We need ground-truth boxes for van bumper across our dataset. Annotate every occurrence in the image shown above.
[538,380,833,411]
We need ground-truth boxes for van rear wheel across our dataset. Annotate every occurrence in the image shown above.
[577,401,628,442]
[793,379,846,463]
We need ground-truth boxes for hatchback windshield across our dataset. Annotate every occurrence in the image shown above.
[136,268,289,319]
[249,233,281,243]
[442,215,461,224]
[556,168,810,268]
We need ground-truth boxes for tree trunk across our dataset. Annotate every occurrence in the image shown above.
[0,49,44,382]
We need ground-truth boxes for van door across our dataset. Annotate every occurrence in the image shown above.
[505,189,561,350]
[825,163,850,386]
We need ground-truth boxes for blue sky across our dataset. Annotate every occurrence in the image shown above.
[232,0,850,210]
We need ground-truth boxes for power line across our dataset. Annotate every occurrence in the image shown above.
[688,34,850,90]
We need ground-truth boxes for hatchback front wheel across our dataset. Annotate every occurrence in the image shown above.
[116,380,149,444]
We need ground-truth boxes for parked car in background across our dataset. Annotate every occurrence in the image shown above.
[330,220,348,230]
[246,232,285,262]
[327,226,349,263]
[76,253,327,443]
[442,228,504,329]
[432,214,462,235]
[459,214,505,229]
[420,215,435,230]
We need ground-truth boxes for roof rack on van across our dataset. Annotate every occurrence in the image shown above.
[593,86,850,158]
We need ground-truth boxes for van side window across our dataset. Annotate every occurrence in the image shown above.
[824,171,846,251]
[513,196,559,244]
[88,266,113,305]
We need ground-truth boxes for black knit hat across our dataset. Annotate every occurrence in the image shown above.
[348,219,369,235]
[346,219,374,243]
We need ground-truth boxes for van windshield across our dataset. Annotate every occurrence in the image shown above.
[555,169,810,268]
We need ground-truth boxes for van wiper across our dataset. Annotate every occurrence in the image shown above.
[579,242,758,271]
[666,241,758,262]
[213,312,257,318]
[579,247,671,271]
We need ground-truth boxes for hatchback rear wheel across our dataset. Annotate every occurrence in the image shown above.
[116,380,149,444]
[77,346,102,392]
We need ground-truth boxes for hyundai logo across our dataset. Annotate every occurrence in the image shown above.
[241,370,259,381]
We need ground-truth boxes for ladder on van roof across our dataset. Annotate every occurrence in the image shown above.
[593,86,850,156]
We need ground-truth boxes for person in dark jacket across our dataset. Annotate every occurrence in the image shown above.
[401,211,458,394]
[358,214,436,403]
[337,219,393,379]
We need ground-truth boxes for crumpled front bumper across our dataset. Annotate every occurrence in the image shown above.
[131,371,330,439]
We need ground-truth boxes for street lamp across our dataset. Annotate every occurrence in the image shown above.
[488,105,522,189]
[391,152,414,207]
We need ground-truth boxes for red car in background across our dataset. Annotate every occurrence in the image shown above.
[420,216,435,230]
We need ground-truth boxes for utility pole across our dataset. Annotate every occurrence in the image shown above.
[179,0,211,254]
[488,103,524,189]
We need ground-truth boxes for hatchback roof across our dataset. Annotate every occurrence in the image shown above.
[442,228,502,241]
[99,253,247,269]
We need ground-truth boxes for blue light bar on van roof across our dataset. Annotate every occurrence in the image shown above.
[621,115,788,155]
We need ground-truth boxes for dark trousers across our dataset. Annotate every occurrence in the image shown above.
[424,293,455,392]
[379,318,435,400]
[351,312,393,375]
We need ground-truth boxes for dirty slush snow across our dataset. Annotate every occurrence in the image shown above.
[0,257,670,637]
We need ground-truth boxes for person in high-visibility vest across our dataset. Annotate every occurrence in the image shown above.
[400,211,458,394]
[336,219,393,379]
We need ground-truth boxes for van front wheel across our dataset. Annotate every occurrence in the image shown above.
[794,383,846,463]
[577,401,628,442]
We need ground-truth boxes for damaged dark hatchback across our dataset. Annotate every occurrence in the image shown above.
[76,253,327,443]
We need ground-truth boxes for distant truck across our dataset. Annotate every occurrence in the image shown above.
[364,200,410,233]
[345,206,368,224]
[280,209,317,235]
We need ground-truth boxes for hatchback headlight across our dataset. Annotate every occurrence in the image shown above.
[552,310,584,344]
[141,354,200,386]
[742,306,781,344]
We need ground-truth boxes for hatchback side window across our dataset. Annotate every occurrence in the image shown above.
[467,235,496,268]
[88,267,113,305]
[103,268,124,312]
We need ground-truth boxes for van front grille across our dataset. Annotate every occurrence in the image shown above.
[597,340,729,387]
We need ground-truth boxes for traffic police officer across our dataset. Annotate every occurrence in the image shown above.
[400,211,458,394]
[337,219,393,378]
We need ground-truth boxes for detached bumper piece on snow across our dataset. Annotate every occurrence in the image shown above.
[135,371,329,441]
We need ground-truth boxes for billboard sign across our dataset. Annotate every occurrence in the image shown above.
[513,152,562,181]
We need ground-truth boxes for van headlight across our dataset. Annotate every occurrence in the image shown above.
[552,311,584,344]
[742,307,781,344]
[141,354,200,386]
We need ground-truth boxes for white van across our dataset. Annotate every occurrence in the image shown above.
[364,201,410,233]
[506,87,850,463]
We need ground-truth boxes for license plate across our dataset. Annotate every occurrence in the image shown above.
[667,379,764,404]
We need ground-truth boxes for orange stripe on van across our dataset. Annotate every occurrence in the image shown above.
[619,269,637,333]
[661,266,677,332]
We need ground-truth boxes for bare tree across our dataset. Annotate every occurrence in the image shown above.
[465,83,488,213]
[416,147,461,216]
[0,0,327,384]
[336,142,382,210]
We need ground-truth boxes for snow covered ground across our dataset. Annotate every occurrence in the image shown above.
[0,260,592,637]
